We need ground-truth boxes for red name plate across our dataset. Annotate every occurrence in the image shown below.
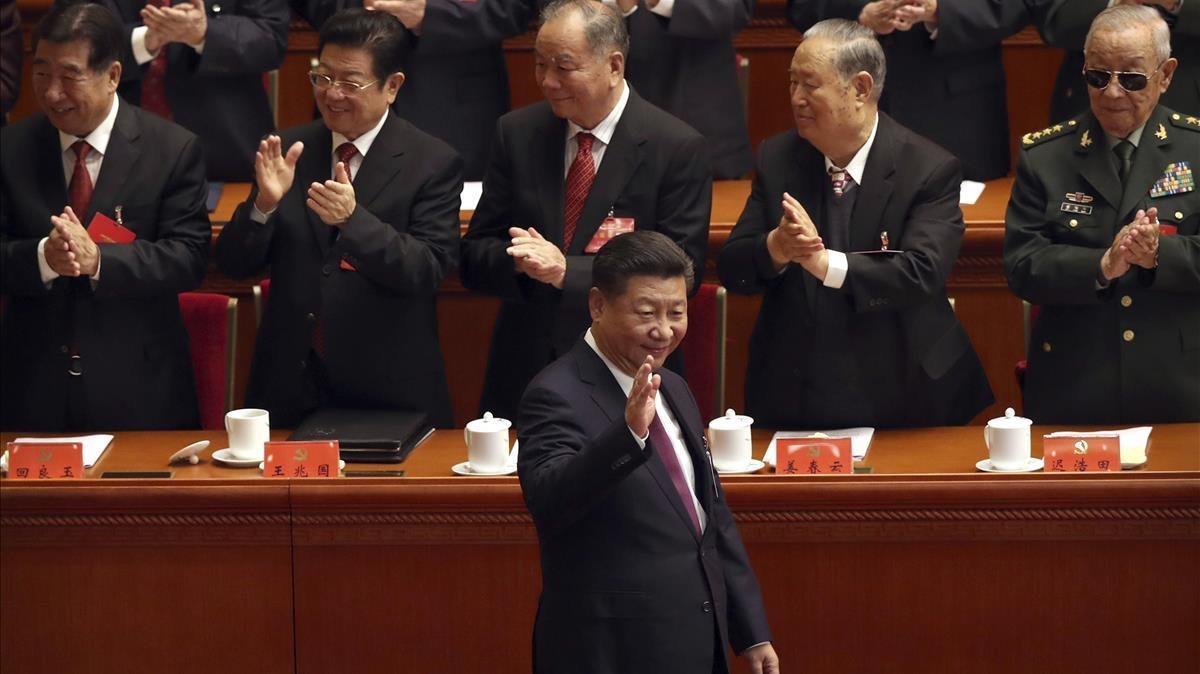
[87,212,136,244]
[6,442,84,480]
[1043,435,1121,472]
[584,217,635,253]
[777,437,853,475]
[263,441,340,479]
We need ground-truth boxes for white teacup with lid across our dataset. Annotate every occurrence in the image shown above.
[984,407,1032,471]
[464,412,512,473]
[708,408,754,472]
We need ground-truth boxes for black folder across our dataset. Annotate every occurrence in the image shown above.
[288,408,434,463]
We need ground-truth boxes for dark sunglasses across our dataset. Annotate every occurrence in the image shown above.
[1082,66,1159,93]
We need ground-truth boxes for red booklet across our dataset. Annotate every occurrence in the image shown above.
[87,212,136,244]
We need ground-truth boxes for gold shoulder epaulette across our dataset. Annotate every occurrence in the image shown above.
[1168,112,1200,131]
[1020,119,1080,148]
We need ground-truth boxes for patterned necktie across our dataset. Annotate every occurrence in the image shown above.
[68,140,94,217]
[335,142,358,182]
[562,132,595,251]
[140,0,172,119]
[829,166,854,198]
[1113,139,1135,184]
[648,411,702,536]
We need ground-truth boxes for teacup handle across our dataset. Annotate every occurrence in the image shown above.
[463,428,471,449]
[225,415,232,436]
[984,425,992,450]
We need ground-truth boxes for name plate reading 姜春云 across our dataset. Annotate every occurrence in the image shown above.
[263,441,340,478]
[6,442,84,480]
[1043,435,1121,472]
[777,437,853,475]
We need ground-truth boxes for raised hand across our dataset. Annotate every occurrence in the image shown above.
[254,135,303,214]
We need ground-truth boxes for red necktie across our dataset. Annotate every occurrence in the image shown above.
[141,0,172,119]
[68,140,94,217]
[648,411,702,536]
[335,142,358,182]
[562,132,595,251]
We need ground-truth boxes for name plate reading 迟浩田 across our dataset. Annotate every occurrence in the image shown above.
[263,441,340,478]
[1043,435,1121,472]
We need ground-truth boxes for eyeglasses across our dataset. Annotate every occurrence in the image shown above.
[1081,65,1162,93]
[308,71,379,93]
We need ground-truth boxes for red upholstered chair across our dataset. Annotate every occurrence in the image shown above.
[179,292,238,430]
[1015,300,1041,391]
[681,283,727,422]
[253,279,271,328]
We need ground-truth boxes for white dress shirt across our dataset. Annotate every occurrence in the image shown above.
[819,111,880,290]
[131,26,205,64]
[584,328,707,532]
[37,95,120,285]
[564,80,631,178]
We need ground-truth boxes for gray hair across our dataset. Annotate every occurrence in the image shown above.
[1085,4,1171,64]
[802,19,886,101]
[540,0,629,59]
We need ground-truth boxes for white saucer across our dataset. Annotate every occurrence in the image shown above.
[975,457,1044,473]
[212,448,264,468]
[716,459,766,475]
[451,461,517,476]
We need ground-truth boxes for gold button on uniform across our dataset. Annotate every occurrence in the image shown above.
[1042,342,1052,352]
[1121,295,1132,307]
[1123,330,1135,342]
[1068,219,1079,228]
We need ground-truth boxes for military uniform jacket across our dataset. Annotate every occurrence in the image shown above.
[1004,106,1200,424]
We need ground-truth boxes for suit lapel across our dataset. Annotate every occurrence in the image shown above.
[34,117,67,225]
[534,112,568,246]
[1077,114,1123,212]
[301,128,334,256]
[849,114,896,253]
[660,376,714,513]
[89,100,142,223]
[566,93,646,256]
[1118,107,1173,219]
[353,112,406,210]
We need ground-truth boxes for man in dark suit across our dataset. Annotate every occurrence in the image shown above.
[98,0,289,181]
[718,19,992,428]
[1032,0,1198,123]
[216,8,461,428]
[518,230,777,674]
[788,0,1029,181]
[462,0,711,419]
[1,1,209,430]
[619,0,755,178]
[1005,4,1199,424]
[362,0,537,180]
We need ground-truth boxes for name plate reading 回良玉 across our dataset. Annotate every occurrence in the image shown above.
[1043,435,1120,472]
[263,441,340,478]
[5,442,84,480]
[777,437,853,475]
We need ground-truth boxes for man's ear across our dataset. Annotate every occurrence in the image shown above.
[588,287,606,322]
[852,71,874,104]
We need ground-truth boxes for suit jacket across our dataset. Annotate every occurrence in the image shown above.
[215,112,462,427]
[1004,106,1200,423]
[1033,0,1200,123]
[787,0,1029,181]
[461,89,711,419]
[1,101,209,430]
[718,114,994,428]
[625,0,754,179]
[517,339,771,674]
[101,0,289,182]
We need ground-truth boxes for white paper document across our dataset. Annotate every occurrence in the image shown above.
[762,428,875,466]
[11,434,115,467]
[959,180,985,205]
[461,181,484,211]
[1043,426,1152,464]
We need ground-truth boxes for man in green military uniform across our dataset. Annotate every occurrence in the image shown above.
[1005,3,1200,424]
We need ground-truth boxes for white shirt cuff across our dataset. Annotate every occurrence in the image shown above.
[601,0,639,17]
[629,426,649,448]
[131,26,157,65]
[822,250,848,288]
[649,0,675,18]
[189,40,205,54]
[91,252,101,284]
[37,237,60,285]
[250,203,275,224]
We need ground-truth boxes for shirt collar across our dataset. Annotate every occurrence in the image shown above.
[332,109,390,160]
[566,80,630,147]
[59,94,119,157]
[584,328,635,397]
[1104,119,1148,149]
[823,112,879,186]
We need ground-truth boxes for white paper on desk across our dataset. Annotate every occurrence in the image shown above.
[1044,427,1152,464]
[959,180,985,205]
[12,434,114,467]
[762,428,875,466]
[460,181,484,211]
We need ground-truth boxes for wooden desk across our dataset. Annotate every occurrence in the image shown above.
[4,425,1197,674]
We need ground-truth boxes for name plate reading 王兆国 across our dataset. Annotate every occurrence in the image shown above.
[1043,435,1120,472]
[263,441,340,478]
[777,437,853,475]
[5,442,84,480]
